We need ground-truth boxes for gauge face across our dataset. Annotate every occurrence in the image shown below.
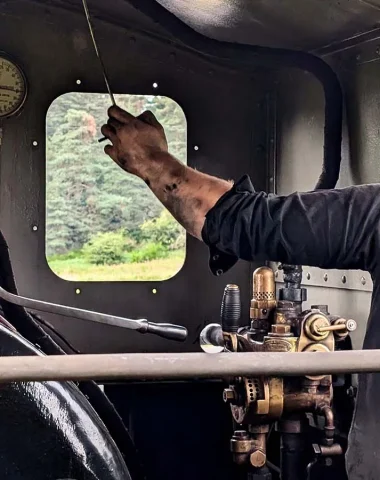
[0,55,27,118]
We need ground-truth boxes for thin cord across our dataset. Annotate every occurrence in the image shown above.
[81,0,116,106]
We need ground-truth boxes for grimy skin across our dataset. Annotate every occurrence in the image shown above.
[101,106,232,240]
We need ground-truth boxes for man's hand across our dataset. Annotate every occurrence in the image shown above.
[101,106,168,178]
[101,105,232,240]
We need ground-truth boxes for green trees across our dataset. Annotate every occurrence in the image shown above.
[46,93,187,274]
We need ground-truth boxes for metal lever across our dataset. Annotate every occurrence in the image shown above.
[0,286,187,342]
[317,319,357,334]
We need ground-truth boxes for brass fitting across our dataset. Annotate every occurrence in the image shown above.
[223,387,237,404]
[250,267,276,320]
[250,450,266,468]
[304,313,331,341]
[270,324,291,336]
[230,430,252,465]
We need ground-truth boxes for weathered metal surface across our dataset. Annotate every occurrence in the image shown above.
[0,1,262,354]
[1,350,380,382]
[0,323,131,479]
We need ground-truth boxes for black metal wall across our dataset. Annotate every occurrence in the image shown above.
[0,0,267,354]
[272,34,380,350]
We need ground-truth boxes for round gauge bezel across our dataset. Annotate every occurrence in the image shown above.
[0,52,28,119]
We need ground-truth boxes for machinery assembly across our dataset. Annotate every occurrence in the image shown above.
[201,265,357,479]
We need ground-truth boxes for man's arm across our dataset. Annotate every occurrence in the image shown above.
[101,106,231,240]
[102,106,380,274]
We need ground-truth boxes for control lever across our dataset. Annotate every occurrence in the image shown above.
[0,286,187,342]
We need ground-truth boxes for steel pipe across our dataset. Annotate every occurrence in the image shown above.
[0,286,187,341]
[0,350,380,383]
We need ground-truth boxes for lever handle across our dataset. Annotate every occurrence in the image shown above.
[143,322,188,342]
[0,286,187,342]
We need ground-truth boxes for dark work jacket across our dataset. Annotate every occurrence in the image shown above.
[202,175,380,480]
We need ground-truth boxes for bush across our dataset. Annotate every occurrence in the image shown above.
[83,231,134,265]
[129,243,168,263]
[140,210,183,248]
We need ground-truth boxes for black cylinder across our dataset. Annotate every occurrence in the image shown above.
[280,433,307,480]
[221,284,241,333]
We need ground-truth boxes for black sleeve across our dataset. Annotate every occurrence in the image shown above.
[201,175,380,276]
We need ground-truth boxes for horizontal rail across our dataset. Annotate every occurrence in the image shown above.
[0,350,380,383]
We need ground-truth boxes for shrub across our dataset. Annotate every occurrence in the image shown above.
[83,231,134,265]
[129,243,168,263]
[140,210,184,248]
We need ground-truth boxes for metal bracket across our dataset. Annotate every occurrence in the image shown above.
[270,262,372,293]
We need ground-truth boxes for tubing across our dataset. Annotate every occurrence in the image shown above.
[0,350,380,382]
[127,0,343,190]
[280,434,306,480]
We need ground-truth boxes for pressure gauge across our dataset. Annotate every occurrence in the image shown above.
[0,54,27,118]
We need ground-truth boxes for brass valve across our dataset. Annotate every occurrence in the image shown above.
[304,315,357,341]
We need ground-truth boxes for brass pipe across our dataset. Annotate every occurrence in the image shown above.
[317,324,346,333]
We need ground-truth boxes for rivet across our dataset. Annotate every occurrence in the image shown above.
[216,269,223,276]
[153,82,158,89]
[341,275,347,284]
[32,225,38,232]
[323,273,328,282]
[306,273,311,280]
[212,255,219,262]
[76,79,82,85]
[75,288,81,295]
[152,288,157,294]
[361,276,366,285]
[194,145,199,151]
[32,140,38,147]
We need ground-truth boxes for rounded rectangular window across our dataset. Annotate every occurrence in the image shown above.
[46,93,187,281]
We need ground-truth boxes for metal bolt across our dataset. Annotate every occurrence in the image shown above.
[223,387,237,404]
[342,275,347,284]
[323,273,328,282]
[306,273,311,280]
[271,324,291,335]
[346,319,357,332]
[250,450,266,468]
[361,276,366,285]
[216,269,223,276]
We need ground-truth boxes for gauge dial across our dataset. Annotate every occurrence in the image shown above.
[0,55,27,118]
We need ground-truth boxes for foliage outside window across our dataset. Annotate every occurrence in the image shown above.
[46,93,187,281]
